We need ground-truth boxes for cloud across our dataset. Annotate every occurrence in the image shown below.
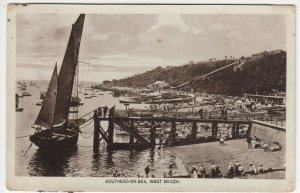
[149,15,202,34]
[16,14,286,82]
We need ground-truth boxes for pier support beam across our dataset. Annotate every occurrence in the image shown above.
[232,124,236,138]
[192,121,197,141]
[212,122,218,139]
[93,110,100,153]
[235,124,240,137]
[129,121,134,143]
[150,123,156,146]
[247,122,252,137]
[108,118,114,145]
[171,121,176,144]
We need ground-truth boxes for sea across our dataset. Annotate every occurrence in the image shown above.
[15,85,187,177]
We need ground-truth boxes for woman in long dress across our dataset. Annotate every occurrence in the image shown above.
[191,166,198,178]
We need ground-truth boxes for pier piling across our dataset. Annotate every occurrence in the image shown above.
[129,121,134,143]
[93,110,100,153]
[192,121,197,141]
[171,121,176,144]
[150,123,156,146]
[108,118,114,145]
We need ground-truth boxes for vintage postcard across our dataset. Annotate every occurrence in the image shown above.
[6,4,295,192]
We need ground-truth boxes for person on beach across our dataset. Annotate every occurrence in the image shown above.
[246,135,252,149]
[190,166,198,178]
[237,164,244,177]
[248,163,257,175]
[262,142,270,151]
[113,170,119,177]
[168,164,173,177]
[199,165,206,178]
[103,105,108,118]
[210,162,217,178]
[227,162,235,178]
[144,165,150,177]
[258,164,264,174]
[234,160,240,175]
[198,108,204,119]
[219,137,225,146]
[216,164,221,177]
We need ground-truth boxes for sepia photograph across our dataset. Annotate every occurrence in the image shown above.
[6,4,296,192]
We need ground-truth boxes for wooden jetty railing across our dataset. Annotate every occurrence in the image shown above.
[85,107,253,153]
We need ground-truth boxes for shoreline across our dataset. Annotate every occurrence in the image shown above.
[168,139,285,179]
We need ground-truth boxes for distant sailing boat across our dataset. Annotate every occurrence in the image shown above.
[30,14,85,150]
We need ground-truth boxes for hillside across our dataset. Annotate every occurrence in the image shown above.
[112,50,286,96]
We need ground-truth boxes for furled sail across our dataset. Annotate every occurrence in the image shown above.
[35,65,58,129]
[53,14,85,125]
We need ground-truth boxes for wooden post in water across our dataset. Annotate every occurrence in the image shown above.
[129,121,134,143]
[192,121,197,142]
[108,118,114,145]
[150,122,156,146]
[171,121,176,144]
[93,110,100,153]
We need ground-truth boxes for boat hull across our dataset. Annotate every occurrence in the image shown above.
[30,127,79,151]
[119,99,141,104]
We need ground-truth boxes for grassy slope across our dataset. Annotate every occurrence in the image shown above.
[114,51,286,96]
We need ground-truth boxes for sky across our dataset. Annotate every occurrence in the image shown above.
[16,14,286,82]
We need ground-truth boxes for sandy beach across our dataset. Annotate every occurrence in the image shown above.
[169,139,285,179]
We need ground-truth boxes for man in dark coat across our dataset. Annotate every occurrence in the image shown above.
[103,105,108,118]
[247,136,252,149]
[144,165,150,177]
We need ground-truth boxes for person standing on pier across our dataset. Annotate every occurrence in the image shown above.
[103,105,108,118]
[98,107,102,117]
[144,165,150,178]
[109,105,115,118]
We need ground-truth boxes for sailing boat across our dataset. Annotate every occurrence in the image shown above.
[30,14,85,150]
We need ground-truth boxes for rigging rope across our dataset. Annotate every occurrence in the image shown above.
[16,134,32,138]
[24,142,33,155]
[79,118,93,129]
[80,122,94,134]
[80,131,94,139]
[77,144,93,148]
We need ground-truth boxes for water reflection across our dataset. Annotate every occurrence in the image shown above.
[28,146,78,176]
[149,148,155,166]
[105,150,114,169]
[91,153,101,175]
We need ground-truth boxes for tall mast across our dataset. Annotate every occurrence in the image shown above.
[53,14,85,126]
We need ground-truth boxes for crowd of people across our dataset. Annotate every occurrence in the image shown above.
[246,136,281,151]
[97,105,115,118]
[188,160,271,178]
[111,160,284,179]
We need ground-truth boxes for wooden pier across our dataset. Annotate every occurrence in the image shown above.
[87,107,252,153]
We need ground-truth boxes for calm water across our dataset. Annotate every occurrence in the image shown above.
[15,86,187,177]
